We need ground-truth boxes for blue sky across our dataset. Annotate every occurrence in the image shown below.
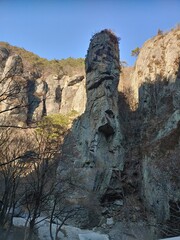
[0,0,179,66]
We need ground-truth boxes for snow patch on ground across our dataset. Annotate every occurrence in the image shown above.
[160,237,180,240]
[13,217,27,227]
[79,232,109,240]
[13,217,109,240]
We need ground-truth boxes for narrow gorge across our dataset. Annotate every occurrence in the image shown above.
[0,26,179,240]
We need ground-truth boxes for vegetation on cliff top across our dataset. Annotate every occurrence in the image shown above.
[90,29,120,44]
[0,41,85,76]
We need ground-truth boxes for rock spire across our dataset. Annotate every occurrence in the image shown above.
[61,29,124,197]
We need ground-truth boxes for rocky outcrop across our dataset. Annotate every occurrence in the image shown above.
[118,66,134,92]
[26,76,47,123]
[26,73,86,123]
[0,52,27,126]
[2,55,23,79]
[57,74,86,115]
[0,47,9,75]
[0,46,86,125]
[131,28,180,114]
[128,27,180,236]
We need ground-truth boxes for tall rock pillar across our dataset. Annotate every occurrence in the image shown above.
[61,30,124,197]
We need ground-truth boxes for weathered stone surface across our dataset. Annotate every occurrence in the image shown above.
[118,66,134,92]
[0,53,27,126]
[142,155,170,222]
[0,46,9,75]
[130,28,180,116]
[26,72,86,123]
[156,110,180,140]
[59,74,86,115]
[27,77,47,123]
[134,29,180,227]
[141,119,180,225]
[134,25,180,90]
[44,74,62,115]
[2,54,23,79]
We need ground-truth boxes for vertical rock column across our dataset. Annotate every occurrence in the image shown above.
[61,30,124,196]
[84,30,123,169]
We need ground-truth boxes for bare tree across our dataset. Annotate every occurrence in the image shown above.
[20,114,70,240]
[0,58,78,239]
[0,128,33,237]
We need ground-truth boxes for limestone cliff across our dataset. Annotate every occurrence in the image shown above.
[26,73,86,123]
[132,28,180,110]
[0,45,86,125]
[136,29,180,237]
[120,27,180,238]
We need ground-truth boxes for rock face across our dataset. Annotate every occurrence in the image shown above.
[131,28,180,111]
[2,54,23,79]
[0,47,9,75]
[61,30,124,201]
[26,73,86,123]
[0,50,27,126]
[0,46,86,125]
[46,73,86,114]
[128,27,180,236]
